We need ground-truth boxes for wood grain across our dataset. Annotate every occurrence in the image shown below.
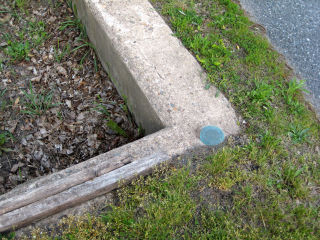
[0,152,168,232]
[0,157,130,215]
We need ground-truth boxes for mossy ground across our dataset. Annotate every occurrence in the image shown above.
[1,0,319,239]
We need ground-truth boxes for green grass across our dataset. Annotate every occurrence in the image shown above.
[6,0,320,239]
[288,123,310,144]
[2,19,47,62]
[0,131,13,156]
[58,8,98,71]
[106,120,128,137]
[27,20,47,46]
[53,40,71,63]
[14,0,28,13]
[21,82,58,116]
[58,2,98,70]
[72,36,97,70]
[4,35,30,62]
[0,58,4,72]
[0,88,9,111]
[59,18,84,34]
[99,167,197,239]
[0,232,15,240]
[93,95,128,137]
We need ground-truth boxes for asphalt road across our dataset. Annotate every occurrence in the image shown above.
[239,0,320,116]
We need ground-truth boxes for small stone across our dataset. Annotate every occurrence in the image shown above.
[0,176,4,184]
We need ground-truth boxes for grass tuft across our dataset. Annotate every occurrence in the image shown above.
[21,82,58,116]
[0,131,13,156]
[2,20,47,62]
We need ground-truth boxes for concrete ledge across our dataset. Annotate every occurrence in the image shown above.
[75,0,238,134]
[0,0,239,232]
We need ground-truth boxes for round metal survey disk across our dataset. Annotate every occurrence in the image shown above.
[200,126,225,146]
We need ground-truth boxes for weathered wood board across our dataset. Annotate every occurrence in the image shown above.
[0,153,168,232]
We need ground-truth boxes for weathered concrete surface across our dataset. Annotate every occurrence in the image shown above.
[74,0,239,135]
[0,0,239,232]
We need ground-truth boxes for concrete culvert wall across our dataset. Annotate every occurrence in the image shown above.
[0,0,239,233]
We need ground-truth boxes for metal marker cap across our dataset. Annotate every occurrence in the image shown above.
[200,126,225,146]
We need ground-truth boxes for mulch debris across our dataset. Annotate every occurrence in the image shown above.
[0,0,140,194]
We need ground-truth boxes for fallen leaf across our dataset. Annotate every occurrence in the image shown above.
[31,75,42,82]
[11,162,24,173]
[57,66,68,77]
[66,100,72,108]
[0,42,8,47]
[14,97,20,106]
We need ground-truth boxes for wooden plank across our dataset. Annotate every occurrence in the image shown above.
[0,150,129,202]
[0,127,178,205]
[0,152,168,232]
[0,157,131,215]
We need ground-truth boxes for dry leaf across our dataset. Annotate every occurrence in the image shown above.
[14,97,20,106]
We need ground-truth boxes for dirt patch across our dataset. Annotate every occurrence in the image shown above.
[0,0,140,194]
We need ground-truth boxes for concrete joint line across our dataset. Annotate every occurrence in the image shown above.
[0,0,239,232]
